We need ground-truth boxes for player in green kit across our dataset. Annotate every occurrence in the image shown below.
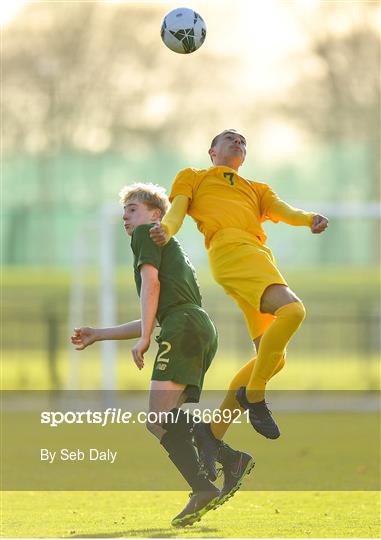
[71,183,254,527]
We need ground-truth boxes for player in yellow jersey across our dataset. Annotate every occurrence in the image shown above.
[150,129,328,479]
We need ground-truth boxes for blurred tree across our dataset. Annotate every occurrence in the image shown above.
[276,2,380,263]
[3,1,236,156]
[279,3,379,201]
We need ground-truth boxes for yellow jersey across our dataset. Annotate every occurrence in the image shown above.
[169,166,315,248]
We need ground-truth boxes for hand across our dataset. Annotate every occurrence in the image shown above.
[311,214,329,234]
[131,337,150,370]
[149,222,168,246]
[71,327,98,350]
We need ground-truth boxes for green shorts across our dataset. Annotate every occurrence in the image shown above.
[152,305,218,403]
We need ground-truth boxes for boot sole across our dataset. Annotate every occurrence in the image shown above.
[171,495,220,527]
[214,458,255,509]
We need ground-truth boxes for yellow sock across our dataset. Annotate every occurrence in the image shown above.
[210,354,286,440]
[246,301,306,402]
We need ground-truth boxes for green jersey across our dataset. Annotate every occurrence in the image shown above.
[131,224,202,324]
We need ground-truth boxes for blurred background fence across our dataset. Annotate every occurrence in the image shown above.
[4,265,380,391]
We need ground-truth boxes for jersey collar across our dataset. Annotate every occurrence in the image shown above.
[209,165,238,174]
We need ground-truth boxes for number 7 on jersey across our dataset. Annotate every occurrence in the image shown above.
[223,172,235,186]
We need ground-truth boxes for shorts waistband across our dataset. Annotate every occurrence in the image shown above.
[209,228,262,248]
[159,303,205,323]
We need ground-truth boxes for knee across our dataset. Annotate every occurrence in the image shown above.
[145,411,163,437]
[295,301,306,322]
[286,301,306,325]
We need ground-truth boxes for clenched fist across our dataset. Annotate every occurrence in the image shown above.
[311,214,328,234]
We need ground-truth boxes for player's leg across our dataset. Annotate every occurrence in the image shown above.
[188,307,255,504]
[207,234,289,412]
[152,311,221,526]
[208,237,304,438]
[210,295,285,441]
[236,284,305,439]
[245,284,305,402]
[148,380,219,527]
[146,379,186,440]
[210,352,285,440]
[195,331,278,503]
[194,372,255,504]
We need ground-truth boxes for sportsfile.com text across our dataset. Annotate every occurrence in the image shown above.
[40,408,250,427]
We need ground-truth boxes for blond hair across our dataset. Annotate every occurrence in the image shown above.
[119,182,169,218]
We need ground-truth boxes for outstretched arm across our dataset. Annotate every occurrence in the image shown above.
[266,198,315,226]
[149,195,189,246]
[71,320,141,350]
[131,264,160,369]
[263,190,328,234]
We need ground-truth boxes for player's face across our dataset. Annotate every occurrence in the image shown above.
[123,199,160,236]
[209,131,247,167]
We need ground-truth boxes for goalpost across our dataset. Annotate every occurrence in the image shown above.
[99,203,118,390]
[67,202,119,390]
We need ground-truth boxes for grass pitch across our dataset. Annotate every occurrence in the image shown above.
[2,491,380,538]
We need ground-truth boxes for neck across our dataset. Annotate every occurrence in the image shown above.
[212,159,240,172]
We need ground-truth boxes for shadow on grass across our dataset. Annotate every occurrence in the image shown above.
[72,526,220,538]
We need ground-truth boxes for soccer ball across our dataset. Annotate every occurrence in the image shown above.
[160,7,206,54]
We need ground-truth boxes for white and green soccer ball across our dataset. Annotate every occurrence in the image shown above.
[160,7,206,54]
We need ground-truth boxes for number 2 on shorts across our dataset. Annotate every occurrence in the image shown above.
[157,341,172,361]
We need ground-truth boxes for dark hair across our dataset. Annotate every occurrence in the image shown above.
[210,129,245,148]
